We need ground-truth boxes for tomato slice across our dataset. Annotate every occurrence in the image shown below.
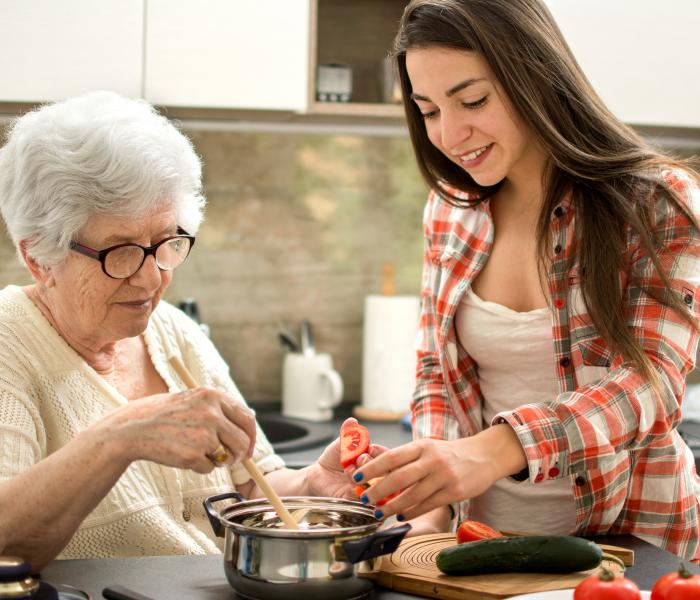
[456,520,503,543]
[340,421,370,468]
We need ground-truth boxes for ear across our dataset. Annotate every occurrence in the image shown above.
[18,240,55,287]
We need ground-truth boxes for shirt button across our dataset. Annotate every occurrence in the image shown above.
[554,206,564,218]
[554,244,562,254]
[554,298,566,309]
[575,476,586,486]
[559,357,571,367]
[548,467,560,477]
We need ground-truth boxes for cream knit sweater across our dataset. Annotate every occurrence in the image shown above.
[0,285,285,558]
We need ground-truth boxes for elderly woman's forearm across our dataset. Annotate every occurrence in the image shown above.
[0,429,130,569]
[247,466,311,498]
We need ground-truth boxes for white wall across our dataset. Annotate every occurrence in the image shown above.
[545,0,700,128]
[0,0,143,102]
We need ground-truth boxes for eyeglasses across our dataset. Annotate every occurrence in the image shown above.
[69,227,196,279]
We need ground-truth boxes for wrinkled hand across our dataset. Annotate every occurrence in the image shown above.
[352,425,526,521]
[305,418,387,499]
[96,387,257,474]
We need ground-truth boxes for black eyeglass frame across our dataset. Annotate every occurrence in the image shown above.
[69,227,196,280]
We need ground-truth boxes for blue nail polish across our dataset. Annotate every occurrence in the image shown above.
[353,472,363,482]
[360,494,369,504]
[396,514,405,522]
[374,509,384,520]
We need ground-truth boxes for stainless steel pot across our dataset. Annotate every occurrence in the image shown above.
[204,492,410,600]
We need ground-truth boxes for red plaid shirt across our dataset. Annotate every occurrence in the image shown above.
[412,168,700,559]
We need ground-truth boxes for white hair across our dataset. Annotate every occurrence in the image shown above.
[0,90,205,267]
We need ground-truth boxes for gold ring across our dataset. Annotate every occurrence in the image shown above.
[208,443,230,465]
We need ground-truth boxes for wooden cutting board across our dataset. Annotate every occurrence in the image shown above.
[359,533,633,599]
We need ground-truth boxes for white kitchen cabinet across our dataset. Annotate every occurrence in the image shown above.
[0,0,143,102]
[145,0,310,111]
[545,0,700,128]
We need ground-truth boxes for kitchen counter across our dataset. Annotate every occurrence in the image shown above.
[39,408,700,598]
[41,534,699,599]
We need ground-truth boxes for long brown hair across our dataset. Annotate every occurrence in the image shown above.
[393,0,699,386]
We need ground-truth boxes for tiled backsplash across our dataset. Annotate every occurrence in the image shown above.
[1,122,698,403]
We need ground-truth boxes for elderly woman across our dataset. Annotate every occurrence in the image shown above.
[0,91,367,570]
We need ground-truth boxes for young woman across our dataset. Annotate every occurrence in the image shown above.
[352,0,700,559]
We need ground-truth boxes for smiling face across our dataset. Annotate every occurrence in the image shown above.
[406,46,546,190]
[41,206,178,349]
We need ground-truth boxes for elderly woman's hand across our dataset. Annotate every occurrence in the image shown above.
[96,387,257,473]
[303,418,387,500]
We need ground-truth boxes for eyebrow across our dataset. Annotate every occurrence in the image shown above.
[101,226,177,246]
[410,77,487,102]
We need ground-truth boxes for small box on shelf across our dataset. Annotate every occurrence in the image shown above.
[316,63,352,103]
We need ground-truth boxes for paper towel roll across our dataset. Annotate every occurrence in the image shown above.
[362,295,421,414]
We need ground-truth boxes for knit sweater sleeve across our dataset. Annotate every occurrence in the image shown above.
[0,325,47,482]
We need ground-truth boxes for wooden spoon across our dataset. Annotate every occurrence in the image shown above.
[168,355,299,530]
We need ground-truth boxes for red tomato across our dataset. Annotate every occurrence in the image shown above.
[340,421,370,468]
[456,520,503,543]
[651,564,700,600]
[574,570,641,600]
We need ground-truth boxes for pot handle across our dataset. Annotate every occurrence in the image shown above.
[341,523,411,564]
[203,491,246,538]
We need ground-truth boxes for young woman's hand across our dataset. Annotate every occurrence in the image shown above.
[353,424,527,521]
[94,387,257,473]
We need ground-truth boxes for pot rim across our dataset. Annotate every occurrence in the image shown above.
[214,495,380,539]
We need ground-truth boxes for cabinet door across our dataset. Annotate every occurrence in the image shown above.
[145,0,310,111]
[0,0,143,102]
[545,0,699,128]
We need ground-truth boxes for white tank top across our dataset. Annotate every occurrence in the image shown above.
[454,287,577,534]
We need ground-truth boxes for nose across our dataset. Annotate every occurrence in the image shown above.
[439,107,473,154]
[127,254,163,291]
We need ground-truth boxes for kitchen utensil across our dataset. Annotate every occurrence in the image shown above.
[361,533,630,600]
[281,352,343,422]
[168,356,299,530]
[102,586,154,600]
[508,592,651,600]
[239,456,299,530]
[299,320,314,356]
[278,333,299,353]
[278,324,300,353]
[204,492,410,600]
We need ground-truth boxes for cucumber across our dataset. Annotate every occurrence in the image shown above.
[436,535,602,576]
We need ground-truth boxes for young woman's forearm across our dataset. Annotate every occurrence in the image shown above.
[479,423,528,480]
